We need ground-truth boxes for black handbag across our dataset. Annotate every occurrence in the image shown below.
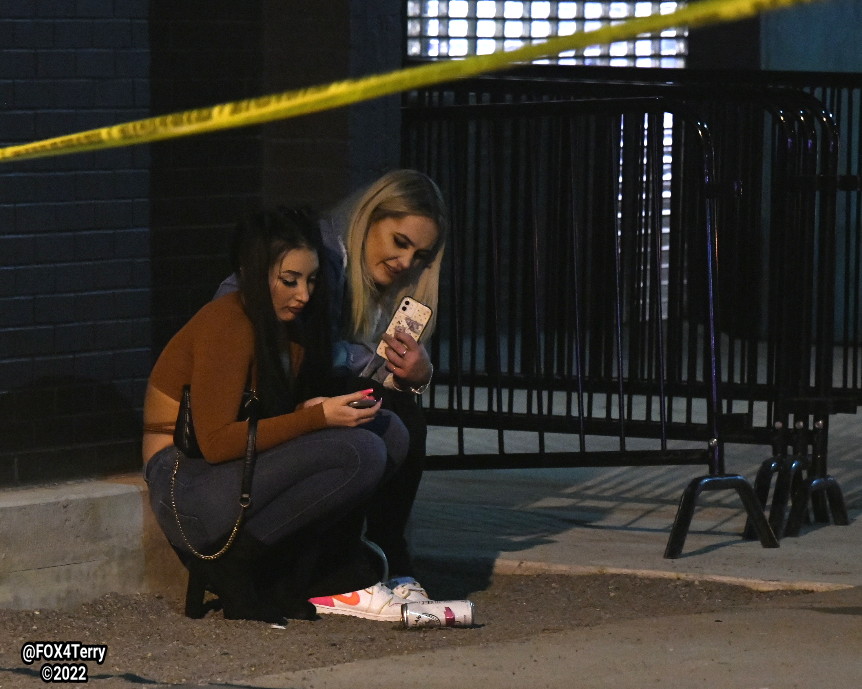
[170,384,259,560]
[173,385,203,458]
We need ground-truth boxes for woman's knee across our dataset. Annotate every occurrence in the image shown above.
[265,427,389,497]
[362,410,410,466]
[337,427,389,487]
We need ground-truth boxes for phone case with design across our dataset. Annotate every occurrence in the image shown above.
[376,297,432,358]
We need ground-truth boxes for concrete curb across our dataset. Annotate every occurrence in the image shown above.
[413,548,856,593]
[488,557,856,592]
[0,473,186,610]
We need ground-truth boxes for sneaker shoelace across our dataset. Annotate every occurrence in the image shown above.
[390,579,429,601]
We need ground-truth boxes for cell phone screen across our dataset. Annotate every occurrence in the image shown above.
[348,398,378,409]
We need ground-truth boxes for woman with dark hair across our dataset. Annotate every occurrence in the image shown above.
[143,208,414,623]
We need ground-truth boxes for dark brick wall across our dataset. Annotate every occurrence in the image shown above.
[0,1,402,487]
[148,2,265,351]
[260,0,403,211]
[148,0,403,346]
[0,1,151,485]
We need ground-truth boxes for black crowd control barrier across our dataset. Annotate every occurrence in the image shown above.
[402,66,859,555]
[401,94,778,558]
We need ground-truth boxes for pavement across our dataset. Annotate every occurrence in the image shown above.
[2,412,861,687]
[251,415,862,688]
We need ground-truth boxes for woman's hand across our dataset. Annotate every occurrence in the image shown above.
[381,330,432,388]
[319,389,381,427]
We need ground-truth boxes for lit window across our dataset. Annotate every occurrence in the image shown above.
[477,1,496,18]
[559,3,578,20]
[610,3,631,19]
[477,38,498,54]
[531,2,551,19]
[635,39,652,56]
[504,2,525,19]
[584,3,604,19]
[559,20,578,36]
[450,38,470,55]
[531,21,551,38]
[449,19,469,37]
[477,19,497,37]
[504,20,525,38]
[449,0,470,17]
[406,1,688,68]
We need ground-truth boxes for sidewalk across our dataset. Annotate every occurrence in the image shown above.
[254,585,862,689]
[248,414,862,688]
[413,412,862,590]
[1,412,860,688]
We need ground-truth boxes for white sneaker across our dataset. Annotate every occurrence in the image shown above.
[387,576,431,602]
[308,583,409,622]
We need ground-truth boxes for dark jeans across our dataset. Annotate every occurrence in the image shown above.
[365,388,426,578]
[324,375,428,578]
[146,413,408,565]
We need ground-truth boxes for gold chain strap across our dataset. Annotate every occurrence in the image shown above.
[170,449,247,560]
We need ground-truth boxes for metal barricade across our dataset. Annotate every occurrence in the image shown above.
[402,96,778,558]
[403,67,855,542]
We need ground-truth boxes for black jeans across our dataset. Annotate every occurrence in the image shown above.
[367,388,427,578]
[312,375,428,579]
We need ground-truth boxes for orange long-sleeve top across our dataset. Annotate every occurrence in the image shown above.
[144,292,327,463]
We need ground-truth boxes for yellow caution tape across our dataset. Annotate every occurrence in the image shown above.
[0,0,822,163]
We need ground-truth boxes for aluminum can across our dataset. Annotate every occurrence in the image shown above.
[401,600,475,628]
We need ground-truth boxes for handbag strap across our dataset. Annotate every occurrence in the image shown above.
[171,389,260,561]
[238,392,259,508]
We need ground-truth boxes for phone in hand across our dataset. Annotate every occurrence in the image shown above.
[348,396,379,409]
[376,296,433,358]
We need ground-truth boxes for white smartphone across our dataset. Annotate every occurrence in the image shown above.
[376,296,433,358]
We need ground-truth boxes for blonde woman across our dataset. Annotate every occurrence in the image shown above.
[329,170,446,601]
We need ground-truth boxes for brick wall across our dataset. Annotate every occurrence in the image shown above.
[148,2,265,352]
[0,1,402,487]
[149,0,403,346]
[260,0,403,210]
[0,1,151,484]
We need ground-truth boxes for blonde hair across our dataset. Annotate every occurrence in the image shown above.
[344,169,448,342]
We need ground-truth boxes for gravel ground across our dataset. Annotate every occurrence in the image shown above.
[0,557,808,689]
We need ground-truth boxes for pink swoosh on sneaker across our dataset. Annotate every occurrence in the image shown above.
[308,595,335,606]
[309,591,362,607]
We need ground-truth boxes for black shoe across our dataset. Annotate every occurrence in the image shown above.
[187,556,285,624]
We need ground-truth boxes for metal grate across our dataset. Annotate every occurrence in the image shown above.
[406,1,688,67]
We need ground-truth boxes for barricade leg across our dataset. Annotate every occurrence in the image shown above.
[784,475,850,536]
[783,417,850,536]
[743,454,807,540]
[743,455,781,540]
[665,474,779,559]
[768,456,806,537]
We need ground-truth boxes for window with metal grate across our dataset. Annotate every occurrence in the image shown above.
[406,1,687,67]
